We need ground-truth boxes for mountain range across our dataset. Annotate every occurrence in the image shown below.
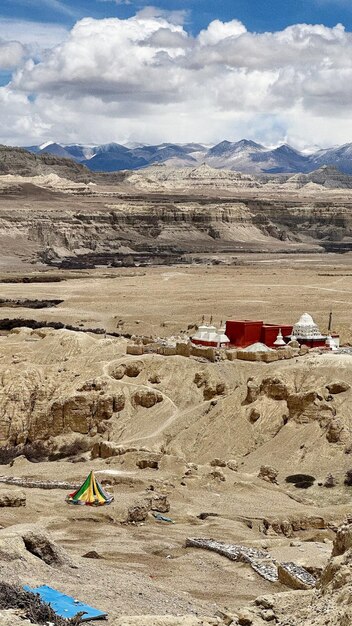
[24,139,352,174]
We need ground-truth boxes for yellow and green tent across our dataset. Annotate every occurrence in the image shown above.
[66,471,114,506]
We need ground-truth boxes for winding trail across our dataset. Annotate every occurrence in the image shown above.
[101,356,210,446]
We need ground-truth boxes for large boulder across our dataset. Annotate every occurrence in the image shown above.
[125,361,144,378]
[132,390,163,409]
[110,364,126,380]
[332,523,352,557]
[147,493,170,513]
[127,499,151,523]
[21,528,75,567]
[244,378,260,404]
[287,391,335,424]
[326,381,351,395]
[258,465,278,484]
[326,418,347,444]
[260,377,288,401]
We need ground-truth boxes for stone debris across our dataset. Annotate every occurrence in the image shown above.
[0,476,78,490]
[277,562,316,590]
[250,560,279,583]
[186,538,316,588]
[185,538,270,564]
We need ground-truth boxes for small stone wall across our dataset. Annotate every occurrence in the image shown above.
[126,344,144,356]
[126,340,306,363]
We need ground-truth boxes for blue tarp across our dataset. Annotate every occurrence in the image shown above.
[23,585,107,622]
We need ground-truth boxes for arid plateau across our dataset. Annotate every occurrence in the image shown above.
[1,148,352,625]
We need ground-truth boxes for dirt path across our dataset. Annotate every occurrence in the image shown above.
[102,357,210,445]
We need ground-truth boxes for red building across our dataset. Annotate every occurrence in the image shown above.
[225,320,293,348]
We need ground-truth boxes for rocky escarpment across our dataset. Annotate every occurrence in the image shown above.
[2,159,352,267]
[244,375,351,446]
[235,519,352,625]
[3,189,352,269]
[1,329,352,479]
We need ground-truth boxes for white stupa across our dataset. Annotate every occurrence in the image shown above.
[192,323,230,347]
[325,335,338,351]
[273,329,286,347]
[215,324,230,347]
[291,313,325,340]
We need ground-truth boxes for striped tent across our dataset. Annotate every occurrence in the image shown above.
[66,471,114,506]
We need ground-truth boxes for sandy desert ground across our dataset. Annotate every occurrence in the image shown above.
[1,258,352,625]
[1,255,352,340]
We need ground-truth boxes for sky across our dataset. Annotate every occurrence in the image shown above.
[1,0,352,148]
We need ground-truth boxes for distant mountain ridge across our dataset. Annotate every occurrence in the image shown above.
[19,139,352,175]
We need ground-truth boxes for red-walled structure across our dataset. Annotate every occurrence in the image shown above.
[261,324,293,348]
[225,320,294,348]
[225,320,263,348]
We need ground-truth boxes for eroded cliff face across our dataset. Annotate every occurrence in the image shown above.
[3,182,352,269]
[1,329,352,478]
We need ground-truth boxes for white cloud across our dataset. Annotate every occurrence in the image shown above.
[3,13,352,147]
[198,19,247,46]
[0,40,25,70]
[0,19,68,50]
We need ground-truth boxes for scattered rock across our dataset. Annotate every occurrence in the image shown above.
[258,466,278,484]
[254,596,274,610]
[344,469,352,486]
[110,364,126,380]
[227,459,238,472]
[113,393,126,412]
[203,382,226,401]
[299,345,309,355]
[237,609,255,625]
[287,340,300,349]
[244,378,260,404]
[260,377,288,401]
[197,512,219,520]
[326,418,346,443]
[136,454,161,470]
